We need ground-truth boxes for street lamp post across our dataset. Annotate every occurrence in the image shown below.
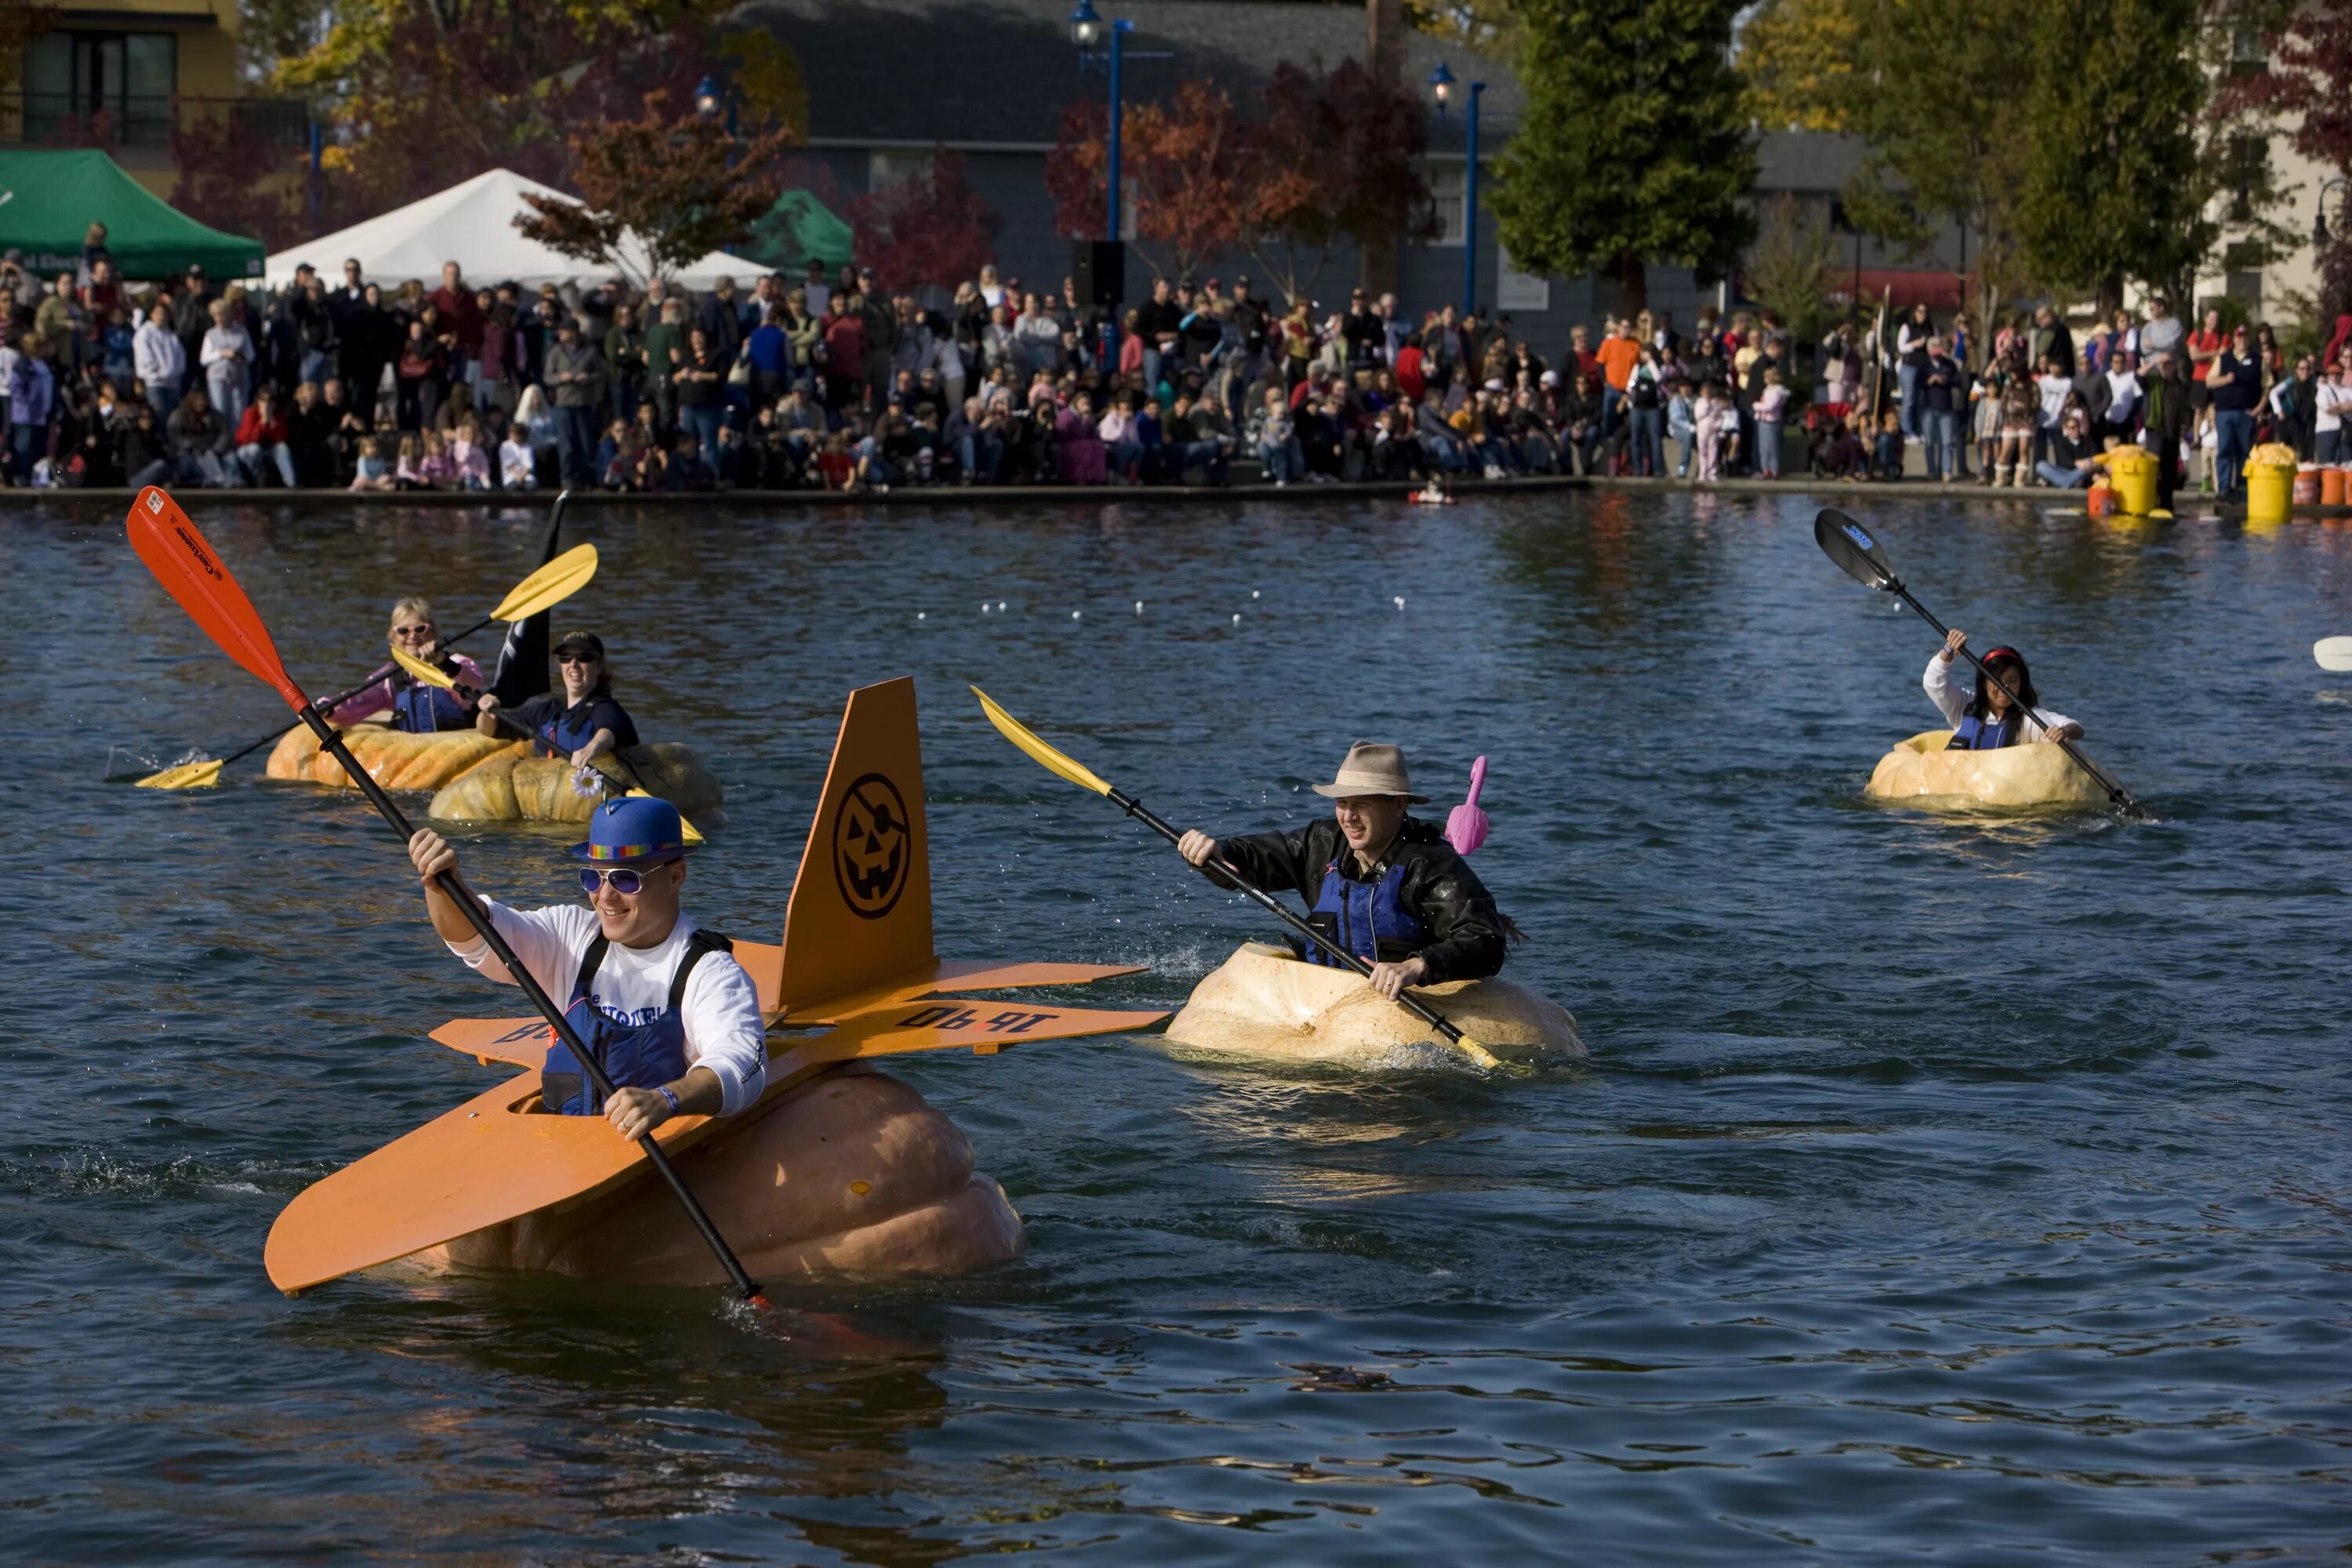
[692,74,736,137]
[1071,0,1168,367]
[2316,174,2348,248]
[1430,62,1486,316]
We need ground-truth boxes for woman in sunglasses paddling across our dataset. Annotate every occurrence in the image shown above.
[475,629,640,770]
[321,597,485,731]
[405,797,763,1134]
[1927,629,2082,750]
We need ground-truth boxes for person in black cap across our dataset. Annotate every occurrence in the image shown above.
[476,629,640,768]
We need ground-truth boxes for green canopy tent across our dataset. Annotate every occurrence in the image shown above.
[0,150,265,281]
[733,189,855,277]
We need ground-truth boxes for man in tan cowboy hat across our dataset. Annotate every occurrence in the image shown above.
[1178,742,1506,998]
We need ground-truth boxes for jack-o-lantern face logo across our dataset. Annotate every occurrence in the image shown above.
[833,772,912,920]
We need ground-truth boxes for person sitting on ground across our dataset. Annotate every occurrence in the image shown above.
[478,630,637,769]
[2035,408,2101,489]
[350,434,395,492]
[1926,629,2082,749]
[1174,743,1508,998]
[322,596,485,730]
[405,797,764,1132]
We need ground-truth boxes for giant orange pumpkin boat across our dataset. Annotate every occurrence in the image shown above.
[264,677,1166,1294]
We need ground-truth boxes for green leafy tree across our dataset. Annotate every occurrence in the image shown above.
[1744,194,1840,343]
[2017,0,2212,312]
[1490,0,1755,312]
[1738,0,1859,132]
[1802,0,2038,330]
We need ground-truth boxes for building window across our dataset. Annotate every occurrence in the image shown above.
[2223,133,2267,223]
[1427,163,1465,247]
[867,149,935,192]
[20,31,176,146]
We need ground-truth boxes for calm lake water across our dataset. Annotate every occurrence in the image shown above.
[5,492,2350,1565]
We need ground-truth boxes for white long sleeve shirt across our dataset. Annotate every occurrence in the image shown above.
[1924,652,2078,742]
[447,901,768,1115]
[200,323,252,372]
[133,319,186,385]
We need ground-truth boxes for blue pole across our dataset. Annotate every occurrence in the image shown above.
[1465,81,1484,316]
[1106,25,1123,244]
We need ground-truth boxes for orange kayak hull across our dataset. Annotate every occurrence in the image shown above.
[408,1067,1023,1285]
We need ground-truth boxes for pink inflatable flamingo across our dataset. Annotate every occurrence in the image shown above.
[1444,755,1490,856]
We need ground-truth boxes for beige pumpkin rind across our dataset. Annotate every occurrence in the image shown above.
[1864,730,2108,808]
[1164,942,1584,1065]
[265,723,524,791]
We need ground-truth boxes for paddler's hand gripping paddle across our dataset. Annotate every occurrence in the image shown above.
[124,487,770,1308]
[1812,507,2151,821]
[971,686,1508,1070]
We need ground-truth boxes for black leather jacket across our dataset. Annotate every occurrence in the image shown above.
[1202,815,1507,983]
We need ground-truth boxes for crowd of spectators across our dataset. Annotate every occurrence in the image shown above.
[3,220,2346,499]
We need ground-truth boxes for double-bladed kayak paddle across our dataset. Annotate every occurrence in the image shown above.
[971,685,1506,1069]
[124,485,769,1309]
[129,492,595,789]
[1813,507,2151,820]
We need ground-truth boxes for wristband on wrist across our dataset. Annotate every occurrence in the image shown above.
[658,1085,681,1113]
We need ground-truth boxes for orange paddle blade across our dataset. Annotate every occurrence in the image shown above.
[124,486,305,711]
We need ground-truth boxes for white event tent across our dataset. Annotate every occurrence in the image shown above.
[264,167,748,291]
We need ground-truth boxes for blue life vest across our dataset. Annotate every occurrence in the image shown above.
[542,927,731,1116]
[539,699,605,758]
[1947,713,2022,751]
[390,673,471,733]
[1304,859,1432,968]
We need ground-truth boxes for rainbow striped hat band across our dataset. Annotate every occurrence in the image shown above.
[568,797,691,865]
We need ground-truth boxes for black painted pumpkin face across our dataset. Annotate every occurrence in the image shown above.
[833,773,911,919]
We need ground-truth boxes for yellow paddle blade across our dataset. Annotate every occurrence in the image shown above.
[1450,1035,1504,1071]
[136,757,225,790]
[625,786,705,844]
[387,642,456,690]
[491,542,597,622]
[971,686,1114,797]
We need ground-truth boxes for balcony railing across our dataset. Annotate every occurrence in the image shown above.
[1,93,310,153]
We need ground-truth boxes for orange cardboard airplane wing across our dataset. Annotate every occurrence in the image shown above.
[263,1072,724,1294]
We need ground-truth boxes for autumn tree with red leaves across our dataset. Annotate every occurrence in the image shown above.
[848,149,1003,295]
[2220,0,2352,323]
[169,103,307,247]
[265,3,804,242]
[1242,60,1434,307]
[516,89,793,287]
[1046,80,1249,284]
[1046,66,1432,302]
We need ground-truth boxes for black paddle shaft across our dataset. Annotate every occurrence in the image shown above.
[1103,787,1482,1047]
[292,705,765,1301]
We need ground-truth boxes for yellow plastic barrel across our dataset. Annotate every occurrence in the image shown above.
[2246,464,2295,524]
[2105,446,2158,515]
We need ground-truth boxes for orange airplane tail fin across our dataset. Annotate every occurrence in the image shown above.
[774,677,936,1016]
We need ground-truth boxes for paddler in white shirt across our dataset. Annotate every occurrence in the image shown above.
[405,795,766,1139]
[1926,629,2083,750]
